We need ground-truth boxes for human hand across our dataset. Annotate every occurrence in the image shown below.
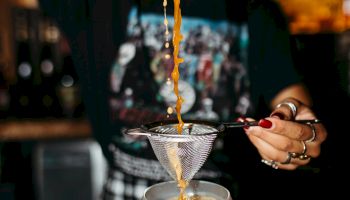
[241,98,328,170]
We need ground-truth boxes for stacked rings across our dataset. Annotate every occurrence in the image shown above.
[290,141,311,160]
[275,101,297,118]
[265,101,318,167]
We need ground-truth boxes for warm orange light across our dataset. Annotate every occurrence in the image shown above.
[277,0,350,34]
[12,0,38,9]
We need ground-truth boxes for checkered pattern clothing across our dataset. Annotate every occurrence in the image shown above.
[101,145,223,200]
[102,170,158,200]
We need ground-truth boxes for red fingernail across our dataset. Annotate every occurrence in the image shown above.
[258,119,272,129]
[271,112,285,120]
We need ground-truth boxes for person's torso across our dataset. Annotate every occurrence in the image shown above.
[108,0,251,179]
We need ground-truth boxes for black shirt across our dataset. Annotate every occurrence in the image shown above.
[39,0,300,198]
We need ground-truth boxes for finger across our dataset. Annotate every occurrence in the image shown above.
[260,153,299,170]
[263,117,318,142]
[247,133,311,166]
[307,123,327,144]
[247,125,306,154]
[244,117,317,158]
[300,139,320,158]
[258,118,321,157]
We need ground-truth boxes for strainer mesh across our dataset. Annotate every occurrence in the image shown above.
[147,123,218,183]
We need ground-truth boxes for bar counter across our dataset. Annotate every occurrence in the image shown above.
[0,119,92,141]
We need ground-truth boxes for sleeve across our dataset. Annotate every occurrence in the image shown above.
[248,1,300,110]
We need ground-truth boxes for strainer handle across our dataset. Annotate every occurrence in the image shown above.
[223,119,321,128]
[123,128,152,136]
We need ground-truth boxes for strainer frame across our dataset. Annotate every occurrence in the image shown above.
[139,119,226,137]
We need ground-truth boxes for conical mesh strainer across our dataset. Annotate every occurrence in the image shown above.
[124,119,320,183]
[125,120,223,183]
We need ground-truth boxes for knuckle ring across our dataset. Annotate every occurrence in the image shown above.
[290,152,299,159]
[298,154,311,160]
[261,159,279,169]
[275,101,297,118]
[305,122,317,143]
[281,152,292,164]
[298,140,310,160]
[290,141,310,160]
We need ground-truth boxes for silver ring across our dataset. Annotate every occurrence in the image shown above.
[275,101,297,118]
[290,152,299,159]
[281,152,292,164]
[298,154,311,160]
[298,140,310,160]
[261,159,279,169]
[305,122,316,143]
[290,141,310,160]
[300,140,307,155]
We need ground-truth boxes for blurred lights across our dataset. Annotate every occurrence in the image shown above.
[278,0,350,34]
[13,0,38,9]
[18,62,32,78]
[61,75,74,87]
[344,0,350,15]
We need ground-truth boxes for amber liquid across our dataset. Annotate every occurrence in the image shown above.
[171,0,187,199]
[171,0,185,134]
[168,195,217,200]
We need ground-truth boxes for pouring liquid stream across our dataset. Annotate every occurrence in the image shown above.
[166,0,187,199]
[171,0,185,134]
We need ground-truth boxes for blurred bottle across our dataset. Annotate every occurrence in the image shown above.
[57,37,84,118]
[0,71,10,119]
[36,16,62,118]
[10,9,36,118]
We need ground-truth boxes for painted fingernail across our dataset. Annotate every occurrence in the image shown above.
[258,119,272,129]
[270,112,285,120]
